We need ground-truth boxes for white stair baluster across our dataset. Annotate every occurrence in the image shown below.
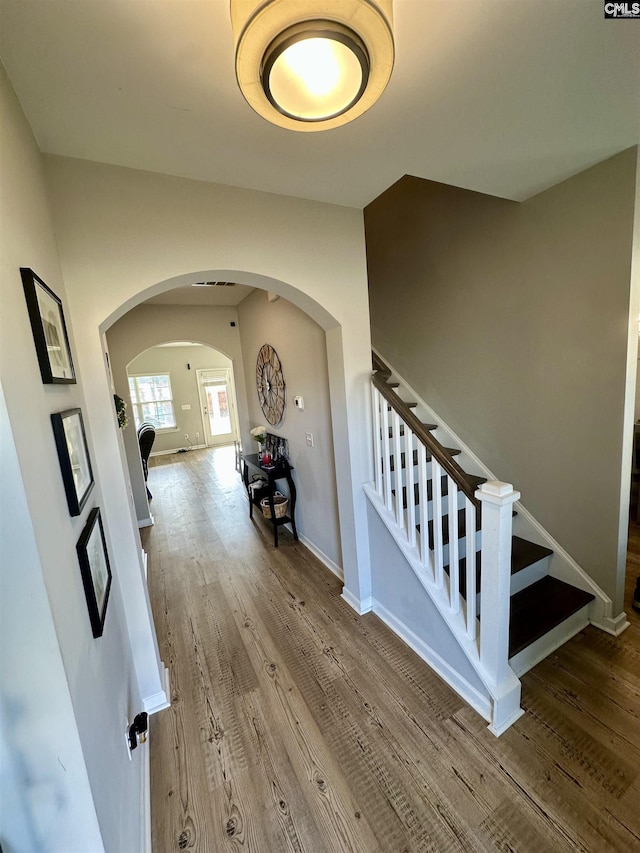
[392,410,404,531]
[465,497,477,641]
[417,443,430,574]
[447,475,460,615]
[372,385,383,497]
[381,399,392,512]
[432,458,444,589]
[405,425,416,547]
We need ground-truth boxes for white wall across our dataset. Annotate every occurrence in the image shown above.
[43,155,373,609]
[238,289,342,570]
[0,65,145,852]
[635,338,640,423]
[128,344,235,453]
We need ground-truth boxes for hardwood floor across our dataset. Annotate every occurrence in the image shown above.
[144,447,640,852]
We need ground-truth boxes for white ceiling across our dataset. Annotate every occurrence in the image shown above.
[0,0,638,210]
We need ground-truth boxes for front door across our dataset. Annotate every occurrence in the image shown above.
[196,368,239,446]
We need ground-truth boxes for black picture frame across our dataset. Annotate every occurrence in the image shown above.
[76,507,112,639]
[51,408,94,516]
[21,267,76,384]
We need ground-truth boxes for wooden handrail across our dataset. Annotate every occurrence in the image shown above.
[372,357,480,507]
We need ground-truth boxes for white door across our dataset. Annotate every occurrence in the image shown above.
[196,368,239,446]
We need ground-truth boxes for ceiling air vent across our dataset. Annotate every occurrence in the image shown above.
[192,281,236,287]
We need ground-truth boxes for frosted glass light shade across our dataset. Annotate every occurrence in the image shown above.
[262,25,369,121]
[231,0,394,132]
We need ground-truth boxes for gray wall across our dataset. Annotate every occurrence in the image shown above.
[238,290,342,571]
[365,149,638,608]
[128,344,235,453]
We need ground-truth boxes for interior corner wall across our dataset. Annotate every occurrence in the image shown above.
[0,63,144,852]
[106,303,251,521]
[238,290,342,569]
[364,149,638,611]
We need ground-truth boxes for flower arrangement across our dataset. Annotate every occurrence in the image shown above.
[114,394,129,429]
[250,425,267,444]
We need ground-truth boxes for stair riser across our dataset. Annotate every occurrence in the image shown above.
[508,603,592,677]
[509,556,549,595]
[461,556,551,617]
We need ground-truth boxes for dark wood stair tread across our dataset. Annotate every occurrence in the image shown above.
[510,536,553,574]
[508,576,594,658]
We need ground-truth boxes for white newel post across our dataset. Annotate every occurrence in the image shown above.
[477,480,525,735]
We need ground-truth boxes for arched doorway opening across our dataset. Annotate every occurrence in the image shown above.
[95,270,371,712]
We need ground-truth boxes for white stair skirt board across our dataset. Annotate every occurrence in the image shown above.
[298,533,344,581]
[143,665,171,715]
[372,347,616,629]
[373,599,491,723]
[341,587,373,615]
[138,514,154,529]
[141,549,148,581]
[508,604,592,678]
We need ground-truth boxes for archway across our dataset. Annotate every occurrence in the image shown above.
[90,269,372,714]
[45,158,374,714]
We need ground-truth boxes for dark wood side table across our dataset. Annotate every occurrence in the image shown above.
[242,453,298,547]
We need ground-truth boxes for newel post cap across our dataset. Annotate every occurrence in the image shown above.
[475,480,520,505]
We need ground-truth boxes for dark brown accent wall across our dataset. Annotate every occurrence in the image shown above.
[365,148,637,609]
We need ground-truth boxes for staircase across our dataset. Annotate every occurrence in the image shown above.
[365,351,602,734]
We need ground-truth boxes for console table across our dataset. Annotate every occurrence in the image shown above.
[242,453,298,547]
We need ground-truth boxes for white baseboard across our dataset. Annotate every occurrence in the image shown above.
[591,610,631,636]
[141,549,148,582]
[141,733,151,853]
[138,514,154,529]
[372,599,492,723]
[341,588,373,615]
[143,665,171,715]
[298,532,344,581]
[150,444,207,457]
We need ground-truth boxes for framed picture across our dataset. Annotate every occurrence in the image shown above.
[21,267,76,383]
[76,507,112,639]
[51,408,94,516]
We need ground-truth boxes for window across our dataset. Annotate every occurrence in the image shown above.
[128,374,176,430]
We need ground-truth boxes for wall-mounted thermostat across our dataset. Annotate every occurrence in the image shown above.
[294,396,304,410]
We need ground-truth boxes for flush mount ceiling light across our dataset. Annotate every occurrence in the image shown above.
[231,0,394,131]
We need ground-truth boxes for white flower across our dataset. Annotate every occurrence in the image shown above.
[250,425,268,442]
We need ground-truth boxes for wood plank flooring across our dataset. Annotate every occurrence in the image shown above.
[144,447,640,852]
